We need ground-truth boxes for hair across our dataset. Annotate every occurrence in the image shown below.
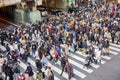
[27,62,30,65]
[47,66,51,70]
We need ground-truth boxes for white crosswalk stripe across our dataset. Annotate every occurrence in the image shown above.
[55,60,86,79]
[75,51,106,64]
[101,56,111,60]
[18,59,37,78]
[110,43,120,49]
[109,46,120,53]
[0,42,119,80]
[70,53,100,69]
[109,50,118,55]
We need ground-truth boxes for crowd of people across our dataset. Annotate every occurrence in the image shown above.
[0,0,120,80]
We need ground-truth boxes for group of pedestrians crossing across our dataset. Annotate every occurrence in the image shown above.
[0,0,120,80]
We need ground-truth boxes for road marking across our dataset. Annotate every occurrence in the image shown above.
[76,51,106,64]
[101,56,111,60]
[48,62,68,80]
[55,61,86,79]
[71,52,100,69]
[18,59,37,79]
[109,50,118,55]
[109,46,120,53]
[110,43,120,49]
[68,58,93,73]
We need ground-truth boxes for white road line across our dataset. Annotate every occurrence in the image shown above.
[27,57,36,67]
[101,56,111,60]
[110,43,120,48]
[68,58,93,73]
[70,53,100,69]
[18,59,37,78]
[109,46,120,53]
[55,61,86,79]
[109,50,118,55]
[48,62,68,80]
[76,51,106,64]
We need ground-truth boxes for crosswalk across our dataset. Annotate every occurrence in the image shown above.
[0,42,120,80]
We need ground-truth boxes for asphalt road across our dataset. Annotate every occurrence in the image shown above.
[0,17,120,80]
[83,48,120,80]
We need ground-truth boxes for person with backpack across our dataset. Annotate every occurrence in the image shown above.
[13,62,21,80]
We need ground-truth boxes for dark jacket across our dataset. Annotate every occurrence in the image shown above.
[26,66,34,76]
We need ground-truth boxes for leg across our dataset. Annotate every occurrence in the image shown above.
[60,67,64,76]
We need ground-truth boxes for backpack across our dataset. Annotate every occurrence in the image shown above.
[14,65,20,73]
[55,51,58,57]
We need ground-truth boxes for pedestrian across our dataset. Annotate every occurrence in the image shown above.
[111,30,115,43]
[45,66,54,80]
[13,62,21,80]
[4,64,14,80]
[36,70,43,80]
[0,55,4,73]
[41,54,48,70]
[25,62,34,80]
[103,39,110,55]
[35,59,42,72]
[60,54,68,76]
[65,60,74,80]
[31,42,37,56]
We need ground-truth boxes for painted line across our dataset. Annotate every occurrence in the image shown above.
[101,56,111,60]
[109,46,120,53]
[56,61,86,79]
[71,52,100,69]
[48,62,68,80]
[18,59,37,78]
[76,51,106,65]
[109,50,118,55]
[110,43,120,49]
[27,57,36,67]
[68,58,93,73]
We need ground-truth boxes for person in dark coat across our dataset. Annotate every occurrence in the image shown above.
[65,60,74,80]
[4,64,14,80]
[103,39,110,55]
[111,30,115,43]
[35,59,42,72]
[60,54,68,76]
[25,63,34,79]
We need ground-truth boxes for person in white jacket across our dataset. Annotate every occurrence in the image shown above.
[95,47,102,64]
[0,55,4,74]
